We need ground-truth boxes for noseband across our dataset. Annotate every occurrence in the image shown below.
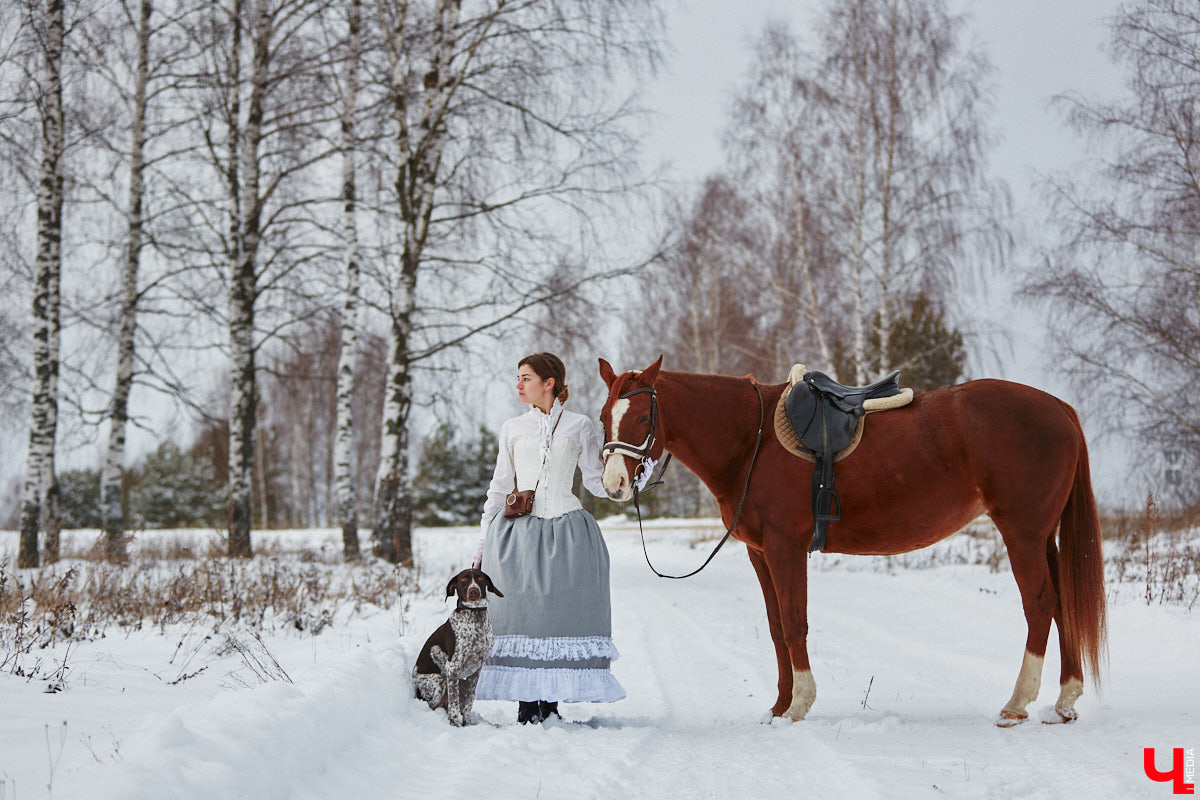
[601,385,668,492]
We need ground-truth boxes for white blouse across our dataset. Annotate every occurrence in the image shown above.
[479,401,608,539]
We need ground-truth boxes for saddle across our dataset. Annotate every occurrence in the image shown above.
[781,366,913,553]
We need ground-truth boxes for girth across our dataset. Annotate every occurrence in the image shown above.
[783,368,909,553]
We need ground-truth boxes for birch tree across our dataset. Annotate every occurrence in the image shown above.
[1031,0,1200,507]
[89,0,155,563]
[368,0,663,563]
[17,0,66,569]
[725,22,843,377]
[227,0,260,558]
[708,5,1005,386]
[333,0,362,559]
[815,0,1004,382]
[370,0,458,564]
[175,0,338,557]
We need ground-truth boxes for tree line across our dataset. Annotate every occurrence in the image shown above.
[618,2,1001,517]
[1,0,665,567]
[5,0,1198,561]
[623,0,1200,517]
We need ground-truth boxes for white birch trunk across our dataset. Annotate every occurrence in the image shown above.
[19,0,65,569]
[876,65,898,375]
[290,412,306,526]
[101,0,152,564]
[373,297,414,563]
[334,0,362,560]
[851,86,869,386]
[43,192,63,563]
[227,0,263,558]
[789,184,837,379]
[373,0,460,563]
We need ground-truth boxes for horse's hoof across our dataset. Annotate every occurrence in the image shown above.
[1044,705,1078,724]
[996,710,1028,728]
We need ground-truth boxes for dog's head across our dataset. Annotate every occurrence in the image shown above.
[445,568,503,608]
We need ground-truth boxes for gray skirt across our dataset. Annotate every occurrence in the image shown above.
[475,508,625,703]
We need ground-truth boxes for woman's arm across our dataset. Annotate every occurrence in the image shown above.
[475,420,514,566]
[577,414,609,499]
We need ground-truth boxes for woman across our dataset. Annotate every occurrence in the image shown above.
[473,352,624,724]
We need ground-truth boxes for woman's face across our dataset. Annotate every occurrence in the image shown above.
[517,364,555,409]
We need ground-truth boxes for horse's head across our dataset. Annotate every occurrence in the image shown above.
[598,355,664,501]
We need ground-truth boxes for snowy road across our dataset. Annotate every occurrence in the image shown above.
[8,523,1196,799]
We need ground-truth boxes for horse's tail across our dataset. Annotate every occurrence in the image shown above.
[1056,404,1108,687]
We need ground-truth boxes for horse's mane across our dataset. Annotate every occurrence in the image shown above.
[660,369,780,390]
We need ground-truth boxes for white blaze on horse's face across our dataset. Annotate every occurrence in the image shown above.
[602,397,634,501]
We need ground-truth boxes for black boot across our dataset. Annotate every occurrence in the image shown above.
[538,700,560,721]
[517,701,543,725]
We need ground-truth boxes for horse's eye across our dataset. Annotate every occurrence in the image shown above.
[639,415,649,424]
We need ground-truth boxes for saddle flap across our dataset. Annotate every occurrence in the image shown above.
[784,378,817,442]
[784,382,859,455]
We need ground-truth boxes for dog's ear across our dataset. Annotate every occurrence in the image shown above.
[481,572,503,598]
[445,574,459,599]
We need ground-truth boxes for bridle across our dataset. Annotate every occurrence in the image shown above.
[602,380,765,580]
[601,386,668,489]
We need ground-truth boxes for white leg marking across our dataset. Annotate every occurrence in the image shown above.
[1054,677,1084,722]
[784,669,816,721]
[998,650,1044,725]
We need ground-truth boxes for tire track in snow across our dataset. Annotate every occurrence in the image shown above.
[598,537,889,799]
[804,566,1028,720]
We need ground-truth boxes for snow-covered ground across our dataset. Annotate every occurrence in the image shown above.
[1,521,1197,799]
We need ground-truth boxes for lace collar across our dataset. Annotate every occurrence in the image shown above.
[528,400,564,458]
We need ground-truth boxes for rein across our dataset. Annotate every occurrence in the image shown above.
[609,380,765,580]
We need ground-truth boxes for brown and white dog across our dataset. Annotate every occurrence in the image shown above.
[412,568,503,727]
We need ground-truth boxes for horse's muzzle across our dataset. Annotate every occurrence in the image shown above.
[602,465,632,501]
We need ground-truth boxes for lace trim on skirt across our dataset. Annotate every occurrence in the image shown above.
[491,635,620,662]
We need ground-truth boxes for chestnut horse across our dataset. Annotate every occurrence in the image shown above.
[598,357,1106,726]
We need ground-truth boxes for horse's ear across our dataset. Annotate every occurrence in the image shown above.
[598,358,617,388]
[641,355,663,385]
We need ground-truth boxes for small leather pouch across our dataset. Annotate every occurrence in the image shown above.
[504,489,536,518]
[500,411,562,520]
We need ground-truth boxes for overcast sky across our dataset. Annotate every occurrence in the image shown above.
[641,0,1123,206]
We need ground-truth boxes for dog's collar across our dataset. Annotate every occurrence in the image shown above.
[456,600,488,611]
